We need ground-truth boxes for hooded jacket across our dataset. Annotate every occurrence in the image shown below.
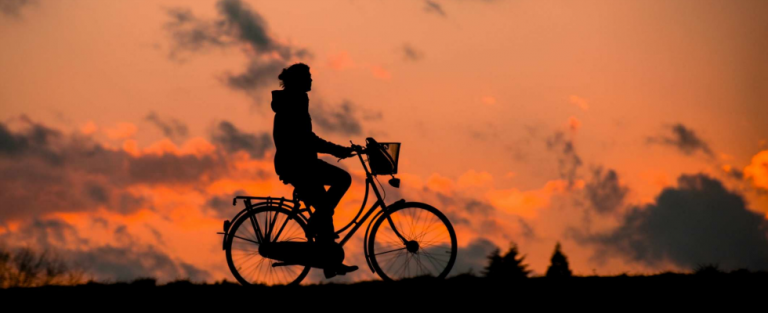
[271,89,350,184]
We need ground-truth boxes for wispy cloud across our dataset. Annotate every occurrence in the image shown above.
[647,123,713,157]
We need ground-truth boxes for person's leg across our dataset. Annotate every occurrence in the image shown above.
[293,159,351,243]
[311,159,352,217]
[309,159,358,276]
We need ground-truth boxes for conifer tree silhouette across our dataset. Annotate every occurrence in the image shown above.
[546,241,572,278]
[482,242,530,280]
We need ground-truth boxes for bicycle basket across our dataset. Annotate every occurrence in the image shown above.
[365,137,400,176]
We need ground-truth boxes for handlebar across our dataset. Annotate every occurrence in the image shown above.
[350,141,365,154]
[336,141,365,162]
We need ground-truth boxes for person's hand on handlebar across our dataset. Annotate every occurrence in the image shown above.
[350,143,365,154]
[333,145,356,161]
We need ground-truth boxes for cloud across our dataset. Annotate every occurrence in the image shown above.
[648,123,713,157]
[583,174,768,271]
[546,131,583,187]
[0,119,228,220]
[568,95,589,111]
[211,120,272,159]
[225,58,287,96]
[0,118,62,164]
[567,116,581,131]
[744,150,768,191]
[450,237,498,275]
[369,65,391,80]
[206,189,247,219]
[424,0,447,16]
[402,43,424,61]
[328,51,355,70]
[584,167,628,214]
[71,245,210,283]
[164,1,379,137]
[105,122,138,140]
[164,0,309,98]
[0,0,34,18]
[309,100,366,136]
[145,112,189,142]
[0,218,210,283]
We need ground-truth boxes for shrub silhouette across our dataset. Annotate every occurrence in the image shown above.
[546,242,572,278]
[0,245,85,288]
[694,263,723,276]
[482,242,531,280]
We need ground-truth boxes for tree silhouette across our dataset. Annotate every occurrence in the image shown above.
[482,242,531,280]
[546,241,572,278]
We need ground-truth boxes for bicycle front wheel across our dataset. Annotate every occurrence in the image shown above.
[225,205,311,286]
[368,202,457,281]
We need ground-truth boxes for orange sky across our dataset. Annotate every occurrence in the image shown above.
[1,0,767,284]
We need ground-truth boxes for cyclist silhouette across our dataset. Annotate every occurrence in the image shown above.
[270,62,359,278]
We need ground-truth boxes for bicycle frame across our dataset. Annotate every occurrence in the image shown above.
[224,148,409,273]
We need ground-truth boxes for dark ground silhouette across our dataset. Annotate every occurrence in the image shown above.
[1,272,765,308]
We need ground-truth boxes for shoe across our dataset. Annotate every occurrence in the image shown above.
[322,264,359,279]
[335,264,359,275]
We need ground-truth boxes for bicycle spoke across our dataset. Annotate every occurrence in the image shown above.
[375,247,407,256]
[371,204,456,281]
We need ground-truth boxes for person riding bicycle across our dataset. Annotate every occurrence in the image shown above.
[270,62,359,278]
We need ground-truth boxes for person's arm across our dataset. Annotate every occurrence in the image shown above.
[310,131,352,158]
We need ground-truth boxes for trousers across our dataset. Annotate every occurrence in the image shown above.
[289,159,352,242]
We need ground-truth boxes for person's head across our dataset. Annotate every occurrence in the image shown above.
[278,63,312,92]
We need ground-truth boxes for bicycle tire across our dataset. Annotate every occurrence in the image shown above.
[367,202,457,281]
[225,205,312,286]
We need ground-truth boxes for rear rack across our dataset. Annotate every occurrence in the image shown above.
[232,195,291,206]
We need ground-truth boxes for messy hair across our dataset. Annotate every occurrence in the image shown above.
[278,63,310,89]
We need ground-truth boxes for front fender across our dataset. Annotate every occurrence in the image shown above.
[362,198,406,273]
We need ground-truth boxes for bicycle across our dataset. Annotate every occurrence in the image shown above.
[218,137,458,286]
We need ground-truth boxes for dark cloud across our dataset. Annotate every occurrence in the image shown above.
[517,218,536,240]
[225,59,286,96]
[85,182,109,203]
[163,7,229,56]
[469,123,499,141]
[71,245,210,282]
[402,43,424,61]
[546,131,583,187]
[648,123,713,157]
[428,189,512,241]
[128,153,223,184]
[424,0,446,16]
[583,174,768,271]
[0,218,210,283]
[144,112,189,142]
[0,118,63,164]
[212,121,272,159]
[309,100,364,136]
[0,0,33,18]
[450,237,497,276]
[0,119,225,220]
[726,167,744,180]
[584,167,629,214]
[206,189,247,219]
[165,0,309,98]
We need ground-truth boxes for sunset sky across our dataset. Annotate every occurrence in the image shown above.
[1,0,767,284]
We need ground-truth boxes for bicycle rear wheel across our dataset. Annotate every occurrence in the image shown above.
[368,202,457,281]
[225,205,311,286]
